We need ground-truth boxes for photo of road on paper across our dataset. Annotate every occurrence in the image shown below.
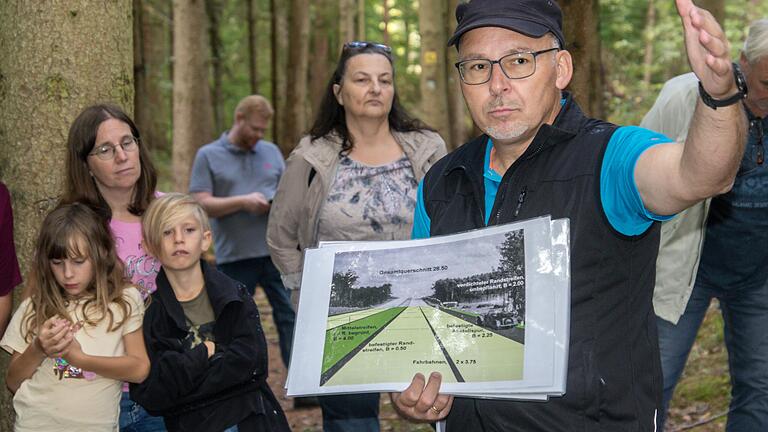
[320,230,526,386]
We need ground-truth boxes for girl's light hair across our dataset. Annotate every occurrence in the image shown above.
[744,19,768,65]
[23,203,132,342]
[142,193,211,258]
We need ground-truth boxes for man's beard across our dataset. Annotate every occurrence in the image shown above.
[482,98,528,140]
[484,122,528,140]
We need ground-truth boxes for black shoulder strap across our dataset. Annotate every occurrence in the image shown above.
[308,167,317,187]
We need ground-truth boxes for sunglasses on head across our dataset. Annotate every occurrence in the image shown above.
[343,41,392,53]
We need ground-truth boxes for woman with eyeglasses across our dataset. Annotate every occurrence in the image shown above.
[62,104,166,432]
[267,41,447,432]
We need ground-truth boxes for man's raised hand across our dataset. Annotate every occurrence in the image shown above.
[676,0,736,99]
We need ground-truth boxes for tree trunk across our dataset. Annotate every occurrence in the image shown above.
[247,0,259,94]
[0,2,133,428]
[418,0,450,143]
[134,0,148,143]
[135,0,172,152]
[382,0,390,46]
[282,0,311,154]
[445,0,467,149]
[560,0,604,118]
[173,0,214,192]
[270,0,289,145]
[357,0,366,41]
[206,0,224,133]
[695,0,725,27]
[339,0,355,44]
[641,0,656,87]
[310,0,334,116]
[404,17,411,67]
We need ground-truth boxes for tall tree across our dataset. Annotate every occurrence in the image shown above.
[357,0,366,40]
[246,0,259,93]
[445,0,468,150]
[339,0,355,43]
[134,0,172,152]
[0,2,133,427]
[561,0,604,118]
[642,0,657,87]
[282,0,311,154]
[418,0,451,143]
[310,0,336,115]
[172,0,214,192]
[382,0,390,46]
[270,0,289,144]
[206,0,224,133]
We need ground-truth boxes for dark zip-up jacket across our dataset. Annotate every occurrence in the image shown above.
[422,94,662,431]
[130,260,289,432]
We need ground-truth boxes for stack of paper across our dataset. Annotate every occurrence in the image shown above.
[286,216,570,401]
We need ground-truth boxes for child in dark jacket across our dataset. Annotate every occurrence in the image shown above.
[130,193,289,432]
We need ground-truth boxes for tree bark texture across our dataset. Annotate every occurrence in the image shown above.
[310,0,335,116]
[0,2,133,428]
[282,0,310,155]
[206,0,224,133]
[560,0,604,118]
[357,0,366,41]
[339,0,355,44]
[135,0,172,152]
[418,0,451,144]
[172,0,214,192]
[642,0,656,87]
[382,0,390,46]
[247,0,260,94]
[445,0,468,150]
[270,0,288,145]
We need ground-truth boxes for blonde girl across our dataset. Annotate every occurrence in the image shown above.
[1,203,149,431]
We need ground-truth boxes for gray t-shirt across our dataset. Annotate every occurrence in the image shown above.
[317,155,417,242]
[189,133,285,264]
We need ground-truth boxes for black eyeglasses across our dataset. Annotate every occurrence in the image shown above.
[343,41,392,53]
[455,47,559,85]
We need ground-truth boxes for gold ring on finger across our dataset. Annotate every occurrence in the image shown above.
[430,405,442,414]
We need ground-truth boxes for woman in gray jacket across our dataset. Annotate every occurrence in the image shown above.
[267,41,446,432]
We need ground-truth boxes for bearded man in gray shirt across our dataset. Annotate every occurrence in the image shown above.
[189,95,295,369]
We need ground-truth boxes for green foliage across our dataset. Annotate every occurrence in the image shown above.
[666,304,729,430]
[600,0,768,126]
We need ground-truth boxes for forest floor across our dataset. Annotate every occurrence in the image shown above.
[256,291,730,432]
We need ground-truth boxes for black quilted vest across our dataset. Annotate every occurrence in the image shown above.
[423,94,662,431]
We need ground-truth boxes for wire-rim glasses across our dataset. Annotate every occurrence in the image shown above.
[455,47,560,85]
[88,136,139,160]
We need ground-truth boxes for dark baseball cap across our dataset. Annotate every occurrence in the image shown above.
[448,0,565,48]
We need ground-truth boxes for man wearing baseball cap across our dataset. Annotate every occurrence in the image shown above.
[392,0,748,430]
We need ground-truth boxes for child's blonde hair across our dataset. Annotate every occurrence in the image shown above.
[24,203,132,342]
[141,193,211,258]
